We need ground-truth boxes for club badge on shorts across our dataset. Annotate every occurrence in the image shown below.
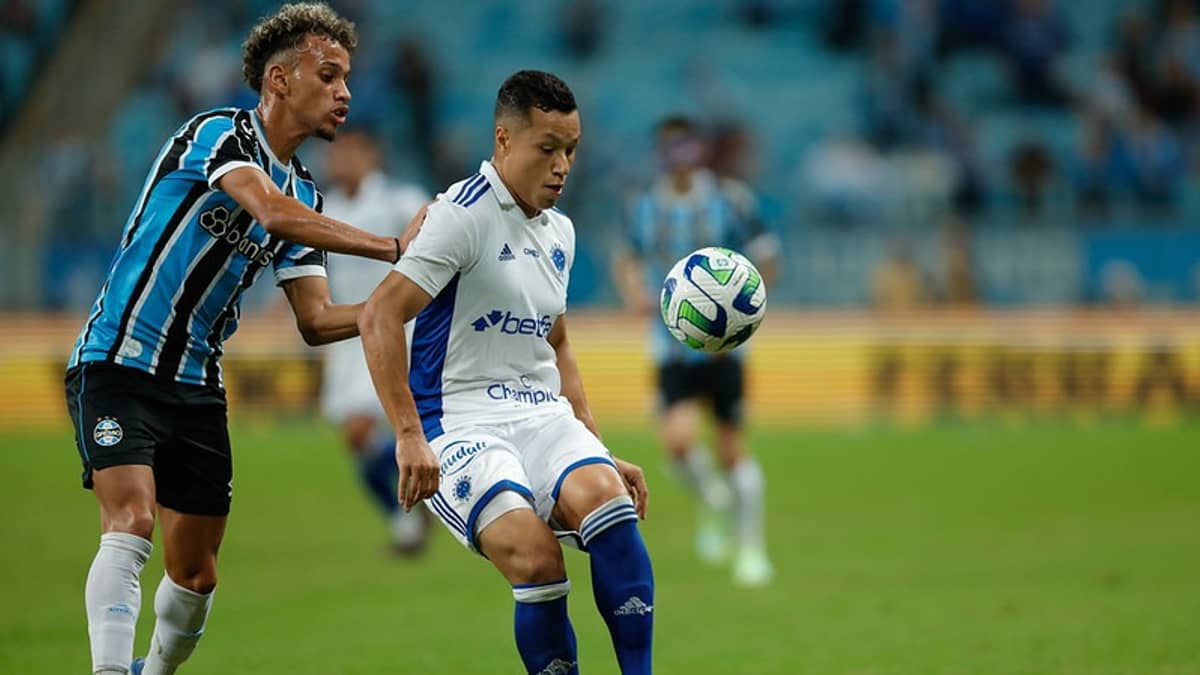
[93,417,123,447]
[454,475,472,503]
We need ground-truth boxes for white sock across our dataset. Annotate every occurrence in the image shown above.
[670,447,732,511]
[142,574,214,675]
[730,458,766,550]
[86,532,153,674]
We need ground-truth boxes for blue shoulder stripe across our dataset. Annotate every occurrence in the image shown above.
[461,182,491,207]
[450,174,482,204]
[453,174,486,205]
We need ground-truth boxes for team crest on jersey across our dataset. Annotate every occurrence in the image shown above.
[550,244,566,274]
[453,475,472,503]
[93,417,123,447]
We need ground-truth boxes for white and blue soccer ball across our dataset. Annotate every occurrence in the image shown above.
[659,246,767,353]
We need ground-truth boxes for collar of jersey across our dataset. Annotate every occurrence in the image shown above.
[479,160,549,225]
[250,109,293,176]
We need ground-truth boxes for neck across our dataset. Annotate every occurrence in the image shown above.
[255,99,306,165]
[492,158,539,218]
[670,170,693,194]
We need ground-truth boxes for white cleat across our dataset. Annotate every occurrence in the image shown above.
[695,510,731,565]
[731,547,775,588]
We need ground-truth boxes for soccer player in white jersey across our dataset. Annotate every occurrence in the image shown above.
[359,71,655,674]
[320,125,432,554]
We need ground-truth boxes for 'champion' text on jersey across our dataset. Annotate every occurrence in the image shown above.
[69,108,327,388]
[395,160,575,439]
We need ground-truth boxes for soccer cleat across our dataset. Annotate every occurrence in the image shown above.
[695,509,731,565]
[131,657,145,675]
[389,504,432,557]
[731,547,775,588]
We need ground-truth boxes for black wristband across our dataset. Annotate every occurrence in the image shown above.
[393,236,402,263]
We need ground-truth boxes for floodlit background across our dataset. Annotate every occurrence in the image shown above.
[1,1,1197,673]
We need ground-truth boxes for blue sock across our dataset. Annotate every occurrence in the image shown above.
[512,579,578,675]
[355,439,398,515]
[583,497,654,674]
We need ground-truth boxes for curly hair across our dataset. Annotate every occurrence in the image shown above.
[241,2,357,93]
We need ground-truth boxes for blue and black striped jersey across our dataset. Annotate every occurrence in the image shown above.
[627,169,768,364]
[69,107,327,389]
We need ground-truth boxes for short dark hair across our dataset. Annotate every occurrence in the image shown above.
[242,2,358,93]
[494,70,577,122]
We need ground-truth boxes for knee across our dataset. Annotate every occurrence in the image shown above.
[506,542,566,586]
[104,506,156,540]
[167,559,218,594]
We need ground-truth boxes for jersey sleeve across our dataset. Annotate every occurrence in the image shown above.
[722,179,780,263]
[272,242,328,285]
[626,194,656,257]
[393,200,478,297]
[182,113,263,188]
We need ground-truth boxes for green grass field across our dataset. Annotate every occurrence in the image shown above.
[2,418,1198,674]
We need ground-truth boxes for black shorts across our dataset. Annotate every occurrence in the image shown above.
[657,358,744,425]
[65,362,233,516]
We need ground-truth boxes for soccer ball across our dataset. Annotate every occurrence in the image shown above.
[660,246,767,353]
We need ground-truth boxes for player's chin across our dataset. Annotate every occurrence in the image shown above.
[314,124,338,142]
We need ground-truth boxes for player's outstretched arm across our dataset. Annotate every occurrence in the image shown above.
[359,270,439,509]
[280,276,362,346]
[219,166,401,263]
[548,315,598,436]
[611,252,652,316]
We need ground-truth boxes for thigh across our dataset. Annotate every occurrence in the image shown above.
[477,507,564,585]
[707,357,745,426]
[426,429,534,554]
[156,403,233,517]
[65,364,165,489]
[520,413,619,527]
[656,361,703,411]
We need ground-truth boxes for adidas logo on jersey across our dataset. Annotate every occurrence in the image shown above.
[613,596,653,616]
[498,243,515,261]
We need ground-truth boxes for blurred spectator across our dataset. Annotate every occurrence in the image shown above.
[707,119,759,182]
[561,0,606,60]
[1113,105,1184,209]
[871,242,927,310]
[1009,139,1055,218]
[800,134,891,225]
[1115,10,1156,106]
[941,219,977,306]
[390,37,436,176]
[1071,116,1116,217]
[913,83,987,213]
[1001,0,1072,106]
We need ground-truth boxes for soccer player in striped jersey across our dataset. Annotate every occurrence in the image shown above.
[359,71,654,674]
[64,5,438,674]
[614,116,779,587]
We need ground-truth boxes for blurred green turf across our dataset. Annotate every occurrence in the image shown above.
[1,418,1198,674]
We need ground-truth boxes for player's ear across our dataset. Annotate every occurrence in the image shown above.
[495,124,509,155]
[265,60,290,97]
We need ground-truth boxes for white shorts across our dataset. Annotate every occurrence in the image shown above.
[425,410,616,554]
[320,338,385,424]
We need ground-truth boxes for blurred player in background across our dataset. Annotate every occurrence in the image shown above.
[359,70,655,675]
[319,124,432,555]
[63,5,437,674]
[614,115,779,587]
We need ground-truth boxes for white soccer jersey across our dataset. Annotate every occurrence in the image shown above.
[319,172,427,423]
[394,160,576,439]
[324,172,428,303]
